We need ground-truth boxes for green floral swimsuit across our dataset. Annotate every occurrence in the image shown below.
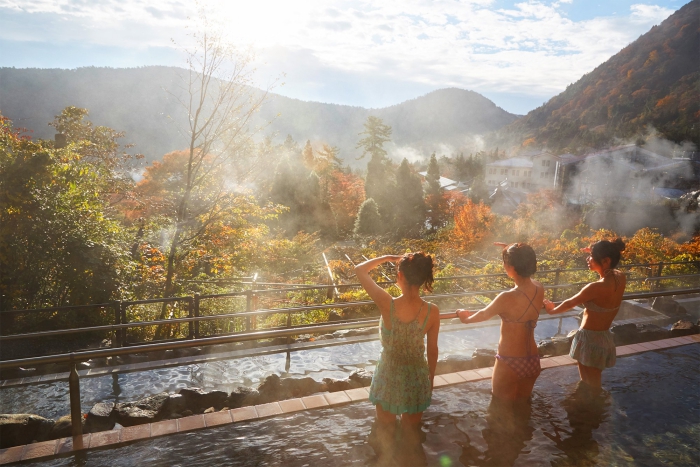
[369,299,432,415]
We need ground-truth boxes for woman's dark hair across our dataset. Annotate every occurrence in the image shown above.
[398,252,434,292]
[502,243,537,278]
[590,238,625,269]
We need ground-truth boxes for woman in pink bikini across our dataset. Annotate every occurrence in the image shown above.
[455,243,544,401]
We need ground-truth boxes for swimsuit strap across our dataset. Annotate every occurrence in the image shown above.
[391,298,424,325]
[514,286,539,356]
[419,303,431,332]
[604,269,620,291]
[503,285,540,323]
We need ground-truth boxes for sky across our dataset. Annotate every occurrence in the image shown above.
[0,0,686,115]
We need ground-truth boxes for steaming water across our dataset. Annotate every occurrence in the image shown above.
[0,319,579,419]
[22,345,700,467]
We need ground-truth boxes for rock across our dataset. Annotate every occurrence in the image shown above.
[256,375,285,403]
[348,369,373,387]
[314,334,335,341]
[0,414,55,448]
[182,410,193,417]
[552,335,574,355]
[170,413,182,419]
[165,394,186,415]
[106,356,124,366]
[471,349,496,368]
[636,323,669,342]
[203,407,215,414]
[85,402,116,433]
[322,378,351,392]
[179,388,228,411]
[50,414,86,438]
[115,392,170,426]
[670,320,699,337]
[651,297,687,316]
[280,377,323,398]
[327,311,343,322]
[436,355,474,374]
[125,354,148,363]
[611,323,638,345]
[228,387,259,409]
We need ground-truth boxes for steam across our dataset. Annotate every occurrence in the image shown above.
[565,134,698,237]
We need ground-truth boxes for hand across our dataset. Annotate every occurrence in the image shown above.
[456,309,473,322]
[543,299,555,313]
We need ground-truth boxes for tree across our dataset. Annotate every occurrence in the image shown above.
[354,198,382,236]
[158,9,271,321]
[357,117,394,222]
[394,158,426,237]
[134,149,281,300]
[302,140,314,169]
[453,200,494,252]
[0,112,130,315]
[327,170,365,235]
[357,116,392,161]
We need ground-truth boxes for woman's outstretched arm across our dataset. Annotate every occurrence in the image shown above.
[456,294,505,324]
[354,255,402,315]
[544,283,598,315]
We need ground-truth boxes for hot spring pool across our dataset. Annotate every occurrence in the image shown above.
[0,318,580,419]
[21,344,700,466]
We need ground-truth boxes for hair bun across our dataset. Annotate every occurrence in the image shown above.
[613,238,626,252]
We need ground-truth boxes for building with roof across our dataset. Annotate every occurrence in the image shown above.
[484,151,570,192]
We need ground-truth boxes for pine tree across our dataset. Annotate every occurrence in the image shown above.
[357,116,393,222]
[394,158,426,237]
[302,140,314,169]
[356,116,392,161]
[354,198,382,235]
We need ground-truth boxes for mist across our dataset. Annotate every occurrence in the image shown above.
[564,138,699,237]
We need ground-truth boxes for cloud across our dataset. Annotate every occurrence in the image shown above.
[0,0,679,113]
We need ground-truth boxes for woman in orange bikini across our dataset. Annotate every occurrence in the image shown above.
[455,243,544,401]
[544,239,626,390]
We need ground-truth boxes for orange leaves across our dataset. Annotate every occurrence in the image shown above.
[655,94,674,108]
[327,170,365,235]
[644,50,659,67]
[625,227,680,264]
[452,200,494,252]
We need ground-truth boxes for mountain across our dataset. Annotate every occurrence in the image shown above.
[0,66,518,165]
[497,0,699,152]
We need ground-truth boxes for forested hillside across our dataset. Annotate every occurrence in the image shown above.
[0,67,517,164]
[496,0,699,152]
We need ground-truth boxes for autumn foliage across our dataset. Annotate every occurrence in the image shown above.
[453,200,495,252]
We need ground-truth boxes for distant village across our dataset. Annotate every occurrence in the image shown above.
[424,145,700,218]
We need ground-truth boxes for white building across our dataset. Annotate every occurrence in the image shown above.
[484,152,568,191]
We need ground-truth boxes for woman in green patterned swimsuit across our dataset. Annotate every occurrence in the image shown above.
[354,253,440,451]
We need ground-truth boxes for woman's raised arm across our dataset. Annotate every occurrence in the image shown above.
[354,255,402,314]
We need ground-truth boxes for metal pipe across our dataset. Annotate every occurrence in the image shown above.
[68,358,82,437]
[2,287,698,371]
[3,282,700,342]
[3,260,696,315]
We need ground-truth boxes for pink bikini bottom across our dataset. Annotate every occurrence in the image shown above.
[496,354,541,379]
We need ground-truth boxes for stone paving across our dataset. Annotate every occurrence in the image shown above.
[1,334,698,465]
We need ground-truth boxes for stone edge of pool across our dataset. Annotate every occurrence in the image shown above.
[2,334,699,465]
